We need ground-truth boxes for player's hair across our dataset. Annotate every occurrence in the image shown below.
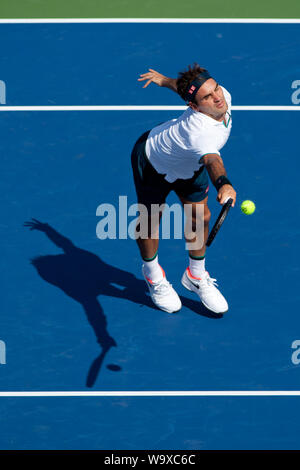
[176,63,208,100]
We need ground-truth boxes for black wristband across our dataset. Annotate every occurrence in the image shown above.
[214,175,232,191]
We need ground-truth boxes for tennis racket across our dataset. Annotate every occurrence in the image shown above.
[206,198,233,247]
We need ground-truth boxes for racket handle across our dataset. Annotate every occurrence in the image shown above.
[224,197,233,205]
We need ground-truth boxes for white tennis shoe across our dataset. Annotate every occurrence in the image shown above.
[181,267,228,314]
[142,265,182,313]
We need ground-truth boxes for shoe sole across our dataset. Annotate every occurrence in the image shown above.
[181,272,228,314]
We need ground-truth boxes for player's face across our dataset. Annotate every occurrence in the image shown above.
[191,79,228,120]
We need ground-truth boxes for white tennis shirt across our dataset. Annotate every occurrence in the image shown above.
[145,86,232,183]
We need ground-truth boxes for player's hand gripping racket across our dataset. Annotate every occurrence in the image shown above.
[206,198,233,247]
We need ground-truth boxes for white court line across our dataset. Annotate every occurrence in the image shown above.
[0,105,299,112]
[0,18,300,24]
[0,391,300,397]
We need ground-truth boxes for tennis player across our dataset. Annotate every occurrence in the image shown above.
[131,64,236,314]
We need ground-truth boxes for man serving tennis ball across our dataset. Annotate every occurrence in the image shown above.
[131,64,237,314]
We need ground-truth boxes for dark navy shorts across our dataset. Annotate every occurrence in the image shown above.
[131,130,209,210]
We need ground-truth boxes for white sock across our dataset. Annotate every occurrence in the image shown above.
[189,256,206,279]
[143,255,164,283]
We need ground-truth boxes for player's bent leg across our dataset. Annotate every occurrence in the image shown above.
[136,207,182,314]
[135,210,162,261]
[178,196,228,314]
[178,195,210,258]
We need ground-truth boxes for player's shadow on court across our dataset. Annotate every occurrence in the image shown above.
[24,219,221,386]
[24,219,153,388]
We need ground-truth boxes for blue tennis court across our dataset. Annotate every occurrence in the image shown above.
[0,21,300,449]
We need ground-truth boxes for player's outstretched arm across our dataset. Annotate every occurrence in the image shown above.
[201,154,237,207]
[138,68,178,93]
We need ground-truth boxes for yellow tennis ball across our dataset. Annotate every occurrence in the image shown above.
[241,200,256,215]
